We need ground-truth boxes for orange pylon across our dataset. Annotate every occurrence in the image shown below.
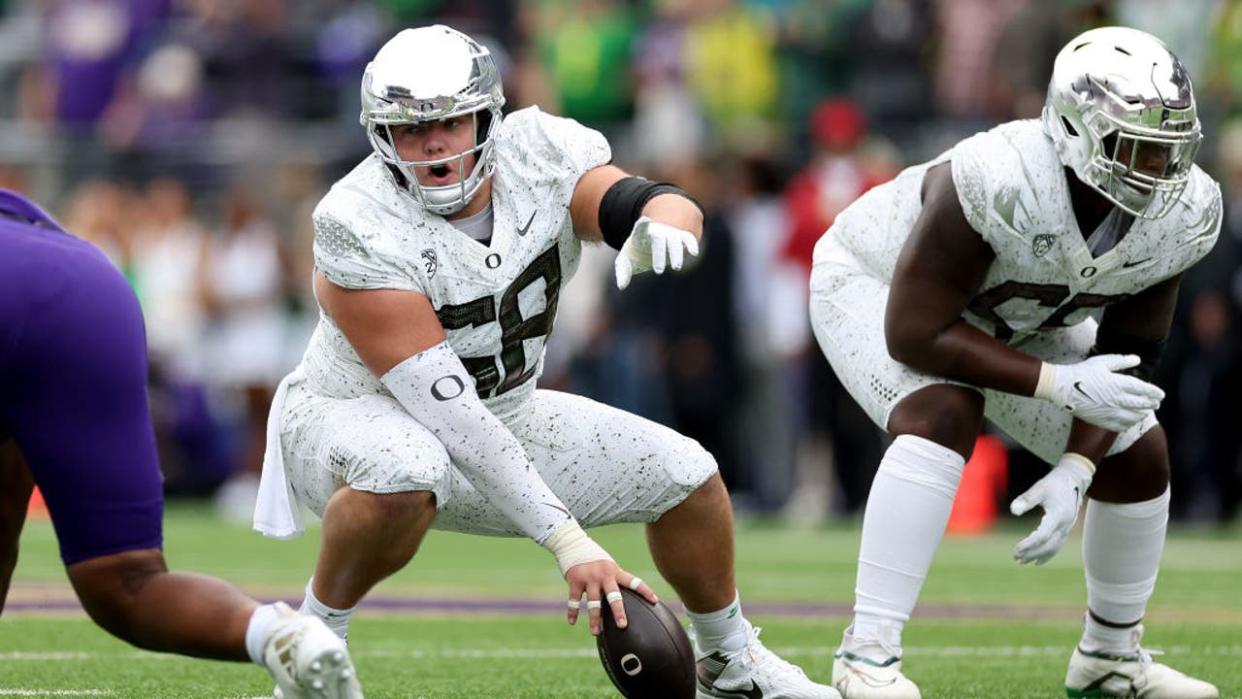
[947,435,1008,535]
[27,486,49,520]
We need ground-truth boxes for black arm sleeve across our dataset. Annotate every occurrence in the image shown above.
[598,176,704,250]
[1092,323,1167,382]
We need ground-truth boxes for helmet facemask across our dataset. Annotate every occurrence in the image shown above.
[367,106,501,216]
[1043,27,1203,220]
[360,25,505,217]
[1077,83,1201,219]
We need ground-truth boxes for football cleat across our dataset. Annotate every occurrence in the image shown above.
[1065,644,1218,698]
[831,651,921,699]
[264,602,363,699]
[691,623,840,699]
[831,626,920,699]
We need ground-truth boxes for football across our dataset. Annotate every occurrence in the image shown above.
[596,588,696,698]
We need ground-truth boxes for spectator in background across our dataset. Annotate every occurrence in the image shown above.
[131,179,233,497]
[783,98,896,517]
[99,41,209,184]
[683,0,778,141]
[630,0,707,171]
[724,154,800,513]
[44,0,162,132]
[199,187,290,522]
[933,0,1027,122]
[534,0,635,128]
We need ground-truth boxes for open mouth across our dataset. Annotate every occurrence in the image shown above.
[423,163,455,185]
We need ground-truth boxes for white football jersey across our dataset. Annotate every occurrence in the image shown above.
[300,106,611,417]
[814,119,1221,341]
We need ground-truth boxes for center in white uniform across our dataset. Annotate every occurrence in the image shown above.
[276,107,715,535]
[809,119,1221,464]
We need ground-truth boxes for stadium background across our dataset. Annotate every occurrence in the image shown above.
[2,0,1240,528]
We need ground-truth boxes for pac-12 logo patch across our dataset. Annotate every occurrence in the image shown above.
[421,249,438,277]
[1032,234,1055,258]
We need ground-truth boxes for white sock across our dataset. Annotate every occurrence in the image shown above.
[687,591,750,653]
[244,603,280,665]
[849,435,965,655]
[300,578,355,641]
[1081,488,1169,653]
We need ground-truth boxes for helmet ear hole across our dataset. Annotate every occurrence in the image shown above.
[1060,115,1079,138]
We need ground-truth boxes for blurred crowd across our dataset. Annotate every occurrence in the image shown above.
[1,0,1239,526]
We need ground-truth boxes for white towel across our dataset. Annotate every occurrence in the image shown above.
[253,367,305,539]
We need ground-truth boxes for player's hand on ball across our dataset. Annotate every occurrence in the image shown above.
[566,560,659,636]
[614,217,700,290]
[1036,354,1164,433]
[1010,454,1095,565]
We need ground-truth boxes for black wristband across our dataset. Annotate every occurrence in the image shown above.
[1091,325,1166,382]
[598,176,704,251]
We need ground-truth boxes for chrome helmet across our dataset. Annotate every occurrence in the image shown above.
[1042,26,1201,219]
[360,25,504,216]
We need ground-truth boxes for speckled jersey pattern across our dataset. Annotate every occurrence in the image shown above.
[809,119,1221,463]
[277,106,716,528]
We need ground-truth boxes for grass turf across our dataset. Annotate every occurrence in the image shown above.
[3,504,1240,697]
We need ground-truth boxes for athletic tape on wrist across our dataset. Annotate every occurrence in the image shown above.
[1034,362,1058,401]
[542,519,612,578]
[1060,452,1097,478]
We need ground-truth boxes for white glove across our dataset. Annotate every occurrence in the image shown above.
[1010,453,1094,565]
[1034,354,1164,433]
[613,216,700,290]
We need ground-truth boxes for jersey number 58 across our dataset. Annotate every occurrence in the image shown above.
[434,245,562,397]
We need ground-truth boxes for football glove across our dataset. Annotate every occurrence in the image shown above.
[1034,354,1164,433]
[1011,453,1095,565]
[613,217,699,290]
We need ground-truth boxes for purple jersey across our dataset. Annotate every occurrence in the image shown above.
[0,190,163,565]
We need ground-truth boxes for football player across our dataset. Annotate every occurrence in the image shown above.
[809,27,1220,699]
[0,191,363,699]
[253,25,837,699]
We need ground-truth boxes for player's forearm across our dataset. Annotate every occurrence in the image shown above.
[1064,419,1118,467]
[890,319,1042,396]
[380,342,572,544]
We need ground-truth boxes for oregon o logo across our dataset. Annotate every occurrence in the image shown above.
[1080,266,1098,278]
[485,253,502,269]
[620,653,642,676]
[430,375,466,401]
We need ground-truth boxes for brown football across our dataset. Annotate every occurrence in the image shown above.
[596,588,696,698]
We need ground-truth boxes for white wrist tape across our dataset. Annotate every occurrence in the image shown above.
[1034,362,1057,401]
[542,519,612,578]
[380,341,572,544]
[1060,452,1097,479]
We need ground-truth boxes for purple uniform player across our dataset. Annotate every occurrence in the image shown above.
[0,189,363,699]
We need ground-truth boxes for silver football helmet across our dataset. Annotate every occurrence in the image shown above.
[360,25,504,216]
[1042,26,1201,219]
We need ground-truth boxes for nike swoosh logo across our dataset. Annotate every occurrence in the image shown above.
[1073,381,1092,400]
[517,211,536,237]
[543,502,570,516]
[737,681,764,699]
[1121,257,1153,268]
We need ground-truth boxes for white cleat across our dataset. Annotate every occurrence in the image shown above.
[264,602,364,699]
[831,650,921,699]
[1065,644,1218,698]
[692,624,840,698]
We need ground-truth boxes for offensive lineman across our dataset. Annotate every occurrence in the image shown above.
[809,28,1220,699]
[0,190,363,699]
[253,25,837,699]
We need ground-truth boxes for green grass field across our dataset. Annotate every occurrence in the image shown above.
[3,504,1240,698]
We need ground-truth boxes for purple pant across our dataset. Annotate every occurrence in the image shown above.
[0,190,163,565]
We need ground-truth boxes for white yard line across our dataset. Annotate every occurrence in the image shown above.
[0,691,113,696]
